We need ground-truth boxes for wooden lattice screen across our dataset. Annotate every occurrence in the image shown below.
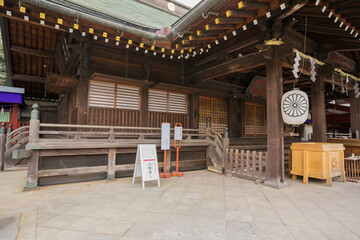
[244,102,267,136]
[199,96,228,134]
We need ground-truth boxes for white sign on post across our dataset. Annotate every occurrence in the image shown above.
[174,126,183,140]
[161,123,170,150]
[132,144,160,190]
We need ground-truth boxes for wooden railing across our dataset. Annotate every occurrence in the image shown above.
[226,149,267,182]
[5,125,29,157]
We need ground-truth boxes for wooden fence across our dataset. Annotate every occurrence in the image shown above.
[226,149,267,181]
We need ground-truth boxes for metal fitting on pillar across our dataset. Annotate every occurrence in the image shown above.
[8,124,13,134]
[206,117,211,128]
[224,127,229,138]
[0,123,6,134]
[31,103,39,120]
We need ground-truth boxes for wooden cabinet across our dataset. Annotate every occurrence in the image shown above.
[290,143,345,186]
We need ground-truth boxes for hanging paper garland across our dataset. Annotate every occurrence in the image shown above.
[345,76,349,95]
[331,73,335,91]
[281,89,309,125]
[310,57,316,82]
[292,51,301,79]
[353,81,359,94]
[341,77,345,93]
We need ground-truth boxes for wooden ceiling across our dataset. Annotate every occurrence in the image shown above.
[5,18,61,99]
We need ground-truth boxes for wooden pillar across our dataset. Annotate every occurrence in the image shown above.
[77,43,91,125]
[140,86,149,127]
[311,76,326,142]
[229,98,243,138]
[0,123,6,171]
[166,149,171,174]
[350,91,359,138]
[26,104,40,190]
[107,148,116,180]
[264,46,285,188]
[190,93,199,129]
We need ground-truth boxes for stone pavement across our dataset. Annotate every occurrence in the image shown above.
[0,170,360,240]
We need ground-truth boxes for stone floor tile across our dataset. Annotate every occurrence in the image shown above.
[121,222,161,240]
[138,212,170,225]
[85,233,121,240]
[95,219,133,236]
[87,207,117,218]
[225,220,257,236]
[67,216,108,232]
[48,229,89,240]
[110,209,144,222]
[65,205,98,216]
[287,225,327,240]
[36,227,61,240]
[39,214,80,228]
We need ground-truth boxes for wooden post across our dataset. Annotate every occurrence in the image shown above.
[311,75,326,142]
[264,46,286,188]
[350,91,359,138]
[0,123,6,171]
[166,149,171,173]
[223,127,230,174]
[77,43,91,125]
[26,104,40,190]
[140,86,149,127]
[229,98,243,138]
[107,148,116,180]
[190,93,199,129]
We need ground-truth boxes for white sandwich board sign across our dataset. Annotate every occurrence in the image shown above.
[174,126,183,140]
[161,123,170,150]
[132,144,160,190]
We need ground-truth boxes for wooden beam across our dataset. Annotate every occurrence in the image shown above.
[226,10,256,17]
[311,76,327,142]
[205,24,234,31]
[265,46,284,188]
[192,44,293,83]
[215,18,245,24]
[238,1,269,9]
[11,74,46,83]
[10,45,51,58]
[325,51,357,72]
[196,29,224,36]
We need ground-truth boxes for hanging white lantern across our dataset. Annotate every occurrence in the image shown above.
[281,89,309,125]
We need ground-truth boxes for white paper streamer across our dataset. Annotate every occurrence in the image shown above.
[341,77,345,93]
[354,82,360,98]
[331,74,335,91]
[292,51,301,79]
[310,57,316,82]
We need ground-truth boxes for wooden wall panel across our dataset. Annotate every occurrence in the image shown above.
[89,46,182,85]
[87,107,140,127]
[148,112,188,128]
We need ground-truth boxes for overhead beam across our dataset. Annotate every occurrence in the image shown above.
[192,44,293,83]
[11,74,46,83]
[10,45,51,58]
[205,24,234,30]
[325,51,357,72]
[238,1,269,9]
[226,10,257,17]
[215,18,245,24]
